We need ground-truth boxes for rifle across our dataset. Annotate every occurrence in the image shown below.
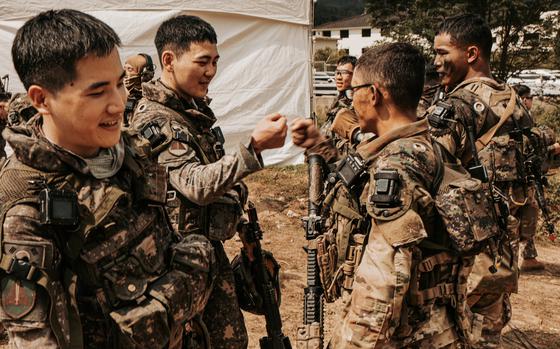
[241,202,292,349]
[296,154,325,349]
[524,129,558,241]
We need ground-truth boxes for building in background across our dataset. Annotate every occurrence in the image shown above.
[312,13,384,57]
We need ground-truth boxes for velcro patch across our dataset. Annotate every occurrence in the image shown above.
[1,278,36,319]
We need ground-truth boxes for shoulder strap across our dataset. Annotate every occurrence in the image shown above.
[474,87,517,151]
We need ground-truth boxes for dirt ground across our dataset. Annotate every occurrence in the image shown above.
[222,165,560,349]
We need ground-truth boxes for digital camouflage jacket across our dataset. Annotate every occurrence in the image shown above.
[0,116,215,349]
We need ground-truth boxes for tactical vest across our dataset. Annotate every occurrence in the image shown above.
[449,78,534,183]
[0,148,199,348]
[134,99,243,241]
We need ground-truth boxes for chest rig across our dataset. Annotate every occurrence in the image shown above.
[0,148,177,348]
[135,100,239,241]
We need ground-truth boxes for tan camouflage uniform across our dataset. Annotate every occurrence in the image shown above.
[320,94,358,154]
[0,115,215,349]
[323,119,469,348]
[129,79,263,349]
[432,77,537,348]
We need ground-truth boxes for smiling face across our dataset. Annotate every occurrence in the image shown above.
[38,47,126,157]
[433,33,469,88]
[167,41,219,99]
[335,62,354,92]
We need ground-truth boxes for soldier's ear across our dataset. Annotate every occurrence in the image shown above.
[27,85,49,116]
[466,45,480,64]
[370,85,383,107]
[161,50,175,72]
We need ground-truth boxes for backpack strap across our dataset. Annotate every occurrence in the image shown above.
[474,87,517,151]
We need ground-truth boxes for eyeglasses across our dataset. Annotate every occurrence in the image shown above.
[344,83,374,100]
[335,69,353,76]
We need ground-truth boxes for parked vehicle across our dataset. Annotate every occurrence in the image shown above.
[507,69,560,96]
[314,71,337,96]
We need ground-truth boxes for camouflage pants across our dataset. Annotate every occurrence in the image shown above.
[514,184,539,260]
[468,293,512,349]
[202,241,248,349]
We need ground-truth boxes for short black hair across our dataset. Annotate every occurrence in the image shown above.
[513,84,531,98]
[437,13,493,60]
[356,43,425,111]
[155,15,217,65]
[12,9,121,92]
[337,55,357,68]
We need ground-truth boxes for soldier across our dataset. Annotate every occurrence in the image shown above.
[128,15,287,349]
[512,84,544,271]
[321,55,363,153]
[432,14,560,348]
[0,9,215,348]
[123,53,155,126]
[293,43,476,348]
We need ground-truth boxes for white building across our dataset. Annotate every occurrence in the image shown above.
[313,14,385,57]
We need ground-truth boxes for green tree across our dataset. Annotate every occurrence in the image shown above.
[365,0,560,80]
[313,47,348,64]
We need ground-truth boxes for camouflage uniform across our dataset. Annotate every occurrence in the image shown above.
[325,119,472,348]
[6,93,37,127]
[432,77,537,348]
[320,94,358,153]
[129,79,263,349]
[418,84,443,117]
[0,116,215,348]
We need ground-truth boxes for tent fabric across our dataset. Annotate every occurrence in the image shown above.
[0,2,311,165]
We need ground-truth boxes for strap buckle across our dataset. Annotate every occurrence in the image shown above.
[167,190,177,202]
[7,257,37,282]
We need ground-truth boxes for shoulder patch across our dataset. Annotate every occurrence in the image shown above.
[169,141,188,156]
[1,278,36,319]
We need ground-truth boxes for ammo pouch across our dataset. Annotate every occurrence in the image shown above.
[478,134,520,182]
[231,248,281,315]
[316,180,369,303]
[109,268,198,349]
[206,192,243,241]
[109,296,171,348]
[433,144,500,253]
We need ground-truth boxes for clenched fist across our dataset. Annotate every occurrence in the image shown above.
[250,113,288,154]
[291,117,325,149]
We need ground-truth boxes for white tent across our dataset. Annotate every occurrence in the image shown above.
[0,1,312,165]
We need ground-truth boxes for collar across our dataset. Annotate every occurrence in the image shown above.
[356,118,429,162]
[449,76,505,94]
[142,79,216,128]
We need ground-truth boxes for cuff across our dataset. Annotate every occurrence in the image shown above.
[239,135,264,170]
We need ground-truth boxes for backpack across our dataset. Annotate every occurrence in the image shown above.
[314,138,503,303]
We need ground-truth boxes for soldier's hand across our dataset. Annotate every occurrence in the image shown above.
[551,142,560,156]
[250,113,288,154]
[291,117,325,149]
